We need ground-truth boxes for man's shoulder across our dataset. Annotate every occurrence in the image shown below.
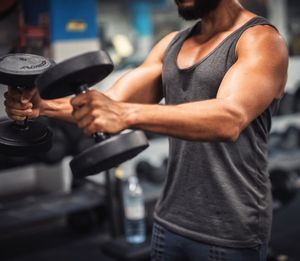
[142,31,180,65]
[236,21,288,59]
[161,31,180,45]
[238,21,286,50]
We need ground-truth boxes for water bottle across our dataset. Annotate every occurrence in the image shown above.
[123,175,146,244]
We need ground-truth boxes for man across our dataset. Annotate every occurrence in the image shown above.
[5,0,288,260]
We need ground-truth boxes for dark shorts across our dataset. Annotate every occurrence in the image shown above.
[151,222,267,261]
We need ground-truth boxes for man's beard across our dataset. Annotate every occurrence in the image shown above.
[175,0,221,20]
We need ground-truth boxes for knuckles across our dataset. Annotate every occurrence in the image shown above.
[83,125,94,136]
[90,109,99,118]
[71,90,120,135]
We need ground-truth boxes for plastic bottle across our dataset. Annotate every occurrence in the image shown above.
[123,175,146,244]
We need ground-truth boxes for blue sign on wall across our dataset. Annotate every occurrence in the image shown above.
[130,2,153,37]
[49,0,98,42]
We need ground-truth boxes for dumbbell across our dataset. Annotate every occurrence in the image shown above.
[270,168,298,207]
[136,158,168,184]
[36,51,149,178]
[0,53,53,156]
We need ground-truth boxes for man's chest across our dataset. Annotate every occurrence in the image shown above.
[176,31,234,69]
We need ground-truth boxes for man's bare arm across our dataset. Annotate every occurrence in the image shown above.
[72,26,288,141]
[125,26,288,141]
[39,97,74,122]
[4,87,75,122]
[34,32,178,122]
[104,32,178,103]
[4,32,177,123]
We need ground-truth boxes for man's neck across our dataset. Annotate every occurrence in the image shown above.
[199,0,250,36]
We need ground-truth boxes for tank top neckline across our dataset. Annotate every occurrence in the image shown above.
[175,16,260,71]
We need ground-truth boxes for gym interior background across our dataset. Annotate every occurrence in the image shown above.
[0,0,300,260]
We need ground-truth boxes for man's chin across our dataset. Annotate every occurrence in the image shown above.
[178,9,204,20]
[176,0,221,20]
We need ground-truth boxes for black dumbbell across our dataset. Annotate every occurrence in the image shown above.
[270,168,298,207]
[0,53,53,156]
[136,158,168,184]
[280,126,300,151]
[36,51,149,178]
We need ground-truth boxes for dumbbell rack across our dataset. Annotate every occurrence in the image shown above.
[269,113,300,171]
[0,179,105,232]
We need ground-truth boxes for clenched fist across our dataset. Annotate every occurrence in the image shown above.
[4,86,42,121]
[71,90,129,135]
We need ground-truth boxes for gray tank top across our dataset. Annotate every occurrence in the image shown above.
[154,16,279,248]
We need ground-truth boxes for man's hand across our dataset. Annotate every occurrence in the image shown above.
[4,87,42,121]
[71,90,129,135]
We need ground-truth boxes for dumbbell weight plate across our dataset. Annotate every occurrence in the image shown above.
[36,51,114,99]
[0,53,54,156]
[70,130,149,178]
[0,53,54,88]
[0,119,52,156]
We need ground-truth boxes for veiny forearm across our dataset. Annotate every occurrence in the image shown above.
[124,99,246,142]
[40,97,75,123]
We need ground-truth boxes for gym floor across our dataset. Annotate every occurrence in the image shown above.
[0,219,116,261]
[270,191,300,260]
[0,192,299,261]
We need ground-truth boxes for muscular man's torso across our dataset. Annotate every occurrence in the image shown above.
[154,16,279,248]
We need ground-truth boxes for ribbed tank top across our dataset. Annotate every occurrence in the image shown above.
[154,16,279,248]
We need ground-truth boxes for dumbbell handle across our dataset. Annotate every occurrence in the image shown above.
[73,84,110,142]
[15,87,29,129]
[93,132,109,142]
[15,117,28,129]
[73,84,90,95]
